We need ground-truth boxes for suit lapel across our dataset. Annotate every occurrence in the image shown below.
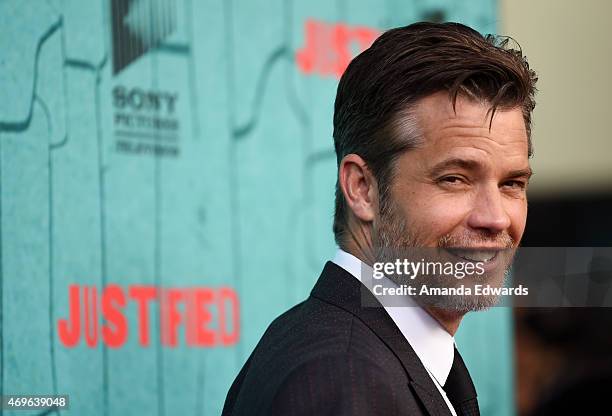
[311,262,453,416]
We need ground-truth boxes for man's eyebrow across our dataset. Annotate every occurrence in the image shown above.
[506,168,533,179]
[428,158,533,179]
[428,158,482,177]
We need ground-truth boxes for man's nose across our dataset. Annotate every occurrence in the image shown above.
[466,184,511,234]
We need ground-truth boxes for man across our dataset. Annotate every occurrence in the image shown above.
[222,22,537,416]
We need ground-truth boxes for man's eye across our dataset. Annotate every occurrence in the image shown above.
[502,180,527,190]
[439,176,464,184]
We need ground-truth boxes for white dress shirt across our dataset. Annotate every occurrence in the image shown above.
[332,249,458,416]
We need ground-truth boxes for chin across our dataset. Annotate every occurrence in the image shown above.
[411,267,510,312]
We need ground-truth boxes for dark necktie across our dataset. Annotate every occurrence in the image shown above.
[443,347,480,416]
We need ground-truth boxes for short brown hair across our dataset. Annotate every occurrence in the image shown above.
[332,22,538,247]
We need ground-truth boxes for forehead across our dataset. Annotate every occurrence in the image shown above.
[411,91,529,160]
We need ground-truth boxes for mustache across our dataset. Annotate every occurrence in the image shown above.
[437,232,515,249]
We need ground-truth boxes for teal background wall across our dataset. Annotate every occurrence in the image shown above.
[0,0,513,415]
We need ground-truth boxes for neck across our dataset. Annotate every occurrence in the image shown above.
[341,226,376,266]
[425,307,465,336]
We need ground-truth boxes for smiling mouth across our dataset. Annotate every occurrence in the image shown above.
[445,248,499,263]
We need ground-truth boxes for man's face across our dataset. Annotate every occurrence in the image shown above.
[373,92,531,310]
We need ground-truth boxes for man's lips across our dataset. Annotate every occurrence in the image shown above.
[441,247,515,275]
[444,248,500,263]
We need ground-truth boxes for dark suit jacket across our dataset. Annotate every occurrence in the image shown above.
[222,261,454,415]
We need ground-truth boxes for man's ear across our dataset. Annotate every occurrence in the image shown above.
[338,154,378,223]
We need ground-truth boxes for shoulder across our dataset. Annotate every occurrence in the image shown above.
[254,295,397,365]
[228,297,418,415]
[267,351,409,416]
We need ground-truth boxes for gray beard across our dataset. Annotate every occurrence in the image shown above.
[372,193,515,313]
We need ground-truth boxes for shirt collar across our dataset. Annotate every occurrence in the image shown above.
[331,248,455,386]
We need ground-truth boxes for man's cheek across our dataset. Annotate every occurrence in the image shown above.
[427,197,472,224]
[415,206,469,245]
[508,200,528,241]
